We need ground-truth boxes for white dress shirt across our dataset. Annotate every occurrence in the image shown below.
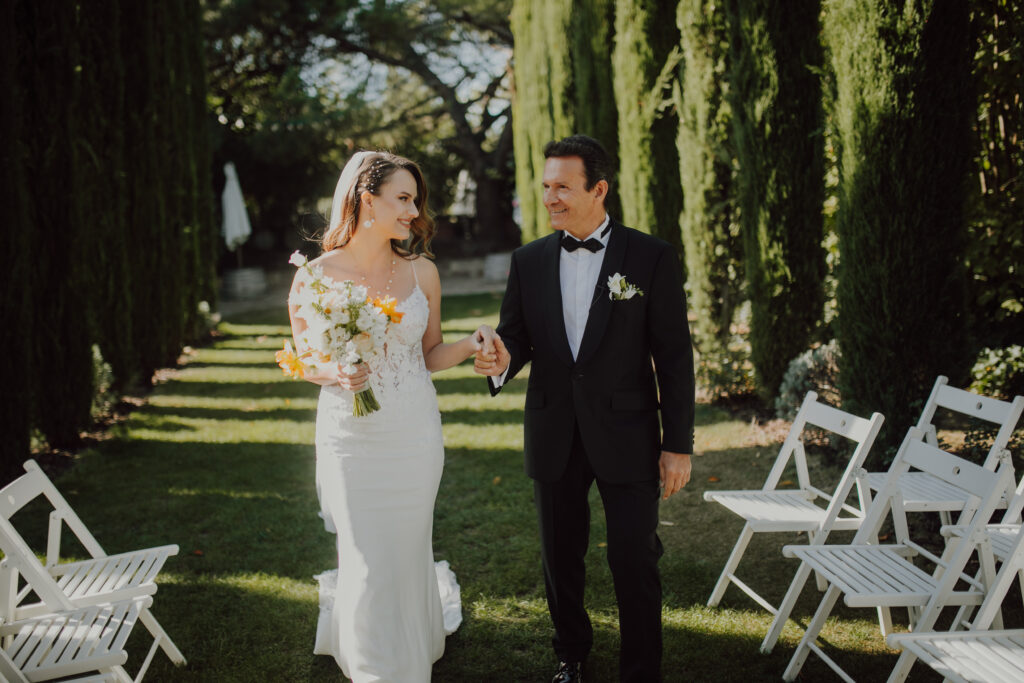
[493,214,610,388]
[561,214,611,359]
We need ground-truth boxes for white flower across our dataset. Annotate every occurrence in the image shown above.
[289,251,307,267]
[607,273,643,301]
[352,331,375,355]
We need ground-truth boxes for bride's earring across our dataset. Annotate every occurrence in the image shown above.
[363,218,374,228]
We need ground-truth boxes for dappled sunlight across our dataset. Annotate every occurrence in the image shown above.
[442,423,523,451]
[127,415,314,443]
[168,486,290,501]
[217,323,292,338]
[171,366,288,384]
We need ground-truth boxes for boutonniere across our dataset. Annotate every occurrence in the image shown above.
[607,273,643,301]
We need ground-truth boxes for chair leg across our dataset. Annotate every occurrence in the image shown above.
[761,561,813,654]
[707,523,753,607]
[139,609,186,666]
[783,584,843,682]
[876,605,894,637]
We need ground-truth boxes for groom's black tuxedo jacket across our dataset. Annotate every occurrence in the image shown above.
[492,219,695,483]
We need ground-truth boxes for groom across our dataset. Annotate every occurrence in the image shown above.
[475,135,694,682]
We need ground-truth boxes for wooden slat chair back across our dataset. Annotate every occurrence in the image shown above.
[0,597,150,683]
[703,391,884,653]
[864,376,1024,524]
[886,500,1024,682]
[0,461,185,676]
[780,433,1017,681]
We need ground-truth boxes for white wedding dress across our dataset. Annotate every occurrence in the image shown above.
[307,266,461,682]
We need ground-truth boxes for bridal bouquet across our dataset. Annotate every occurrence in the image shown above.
[276,251,404,416]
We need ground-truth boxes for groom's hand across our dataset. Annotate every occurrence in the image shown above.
[474,335,510,377]
[659,451,692,500]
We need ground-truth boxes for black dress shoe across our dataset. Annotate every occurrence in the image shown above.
[552,661,583,683]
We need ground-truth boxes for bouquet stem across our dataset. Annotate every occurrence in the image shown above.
[353,386,381,416]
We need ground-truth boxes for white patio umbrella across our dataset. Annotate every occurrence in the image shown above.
[221,162,251,262]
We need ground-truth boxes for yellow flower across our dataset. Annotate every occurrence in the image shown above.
[276,341,308,378]
[371,296,404,324]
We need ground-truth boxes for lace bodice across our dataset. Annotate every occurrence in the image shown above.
[362,284,435,410]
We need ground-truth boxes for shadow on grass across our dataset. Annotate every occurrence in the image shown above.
[140,404,316,422]
[158,381,318,400]
[441,408,524,425]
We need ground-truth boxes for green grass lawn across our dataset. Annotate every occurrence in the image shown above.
[23,291,988,681]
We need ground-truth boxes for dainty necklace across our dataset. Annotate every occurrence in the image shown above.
[359,256,397,299]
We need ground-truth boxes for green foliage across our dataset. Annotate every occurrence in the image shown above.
[826,0,974,446]
[4,1,214,466]
[0,0,30,481]
[204,0,517,250]
[727,0,826,402]
[613,0,682,251]
[18,0,95,449]
[511,0,620,242]
[970,345,1024,400]
[775,340,842,420]
[675,0,744,357]
[696,337,756,402]
[965,1,1024,350]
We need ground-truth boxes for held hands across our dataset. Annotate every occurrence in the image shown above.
[472,326,510,377]
[659,451,692,500]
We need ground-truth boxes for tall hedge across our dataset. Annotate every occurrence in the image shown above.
[76,0,134,384]
[826,0,973,447]
[1,1,31,480]
[612,0,682,251]
[3,0,214,476]
[727,0,826,400]
[20,0,96,448]
[675,0,742,355]
[967,1,1023,349]
[511,0,619,242]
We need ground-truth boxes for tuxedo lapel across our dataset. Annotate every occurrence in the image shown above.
[542,234,575,367]
[575,222,627,365]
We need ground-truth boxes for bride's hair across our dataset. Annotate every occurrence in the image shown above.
[322,151,435,258]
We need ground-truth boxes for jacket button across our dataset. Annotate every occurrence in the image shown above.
[574,372,584,380]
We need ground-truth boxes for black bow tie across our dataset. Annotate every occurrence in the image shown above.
[561,236,604,253]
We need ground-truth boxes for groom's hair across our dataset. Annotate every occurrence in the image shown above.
[543,135,612,193]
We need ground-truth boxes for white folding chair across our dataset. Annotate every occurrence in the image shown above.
[0,460,185,675]
[780,432,1017,682]
[0,597,151,683]
[703,392,884,653]
[886,497,1024,682]
[863,376,1023,525]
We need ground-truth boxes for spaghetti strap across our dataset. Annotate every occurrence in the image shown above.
[411,257,420,287]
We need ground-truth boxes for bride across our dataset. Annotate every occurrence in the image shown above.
[287,150,498,681]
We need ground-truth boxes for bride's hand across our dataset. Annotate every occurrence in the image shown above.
[472,325,497,358]
[336,363,370,393]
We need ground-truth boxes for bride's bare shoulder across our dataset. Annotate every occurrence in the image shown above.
[411,254,439,284]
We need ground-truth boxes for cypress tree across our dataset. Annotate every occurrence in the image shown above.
[20,0,95,447]
[612,0,682,252]
[826,0,973,449]
[675,0,743,359]
[727,0,826,401]
[183,0,218,339]
[511,0,619,242]
[76,0,135,387]
[122,0,169,378]
[570,0,621,220]
[1,0,32,479]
